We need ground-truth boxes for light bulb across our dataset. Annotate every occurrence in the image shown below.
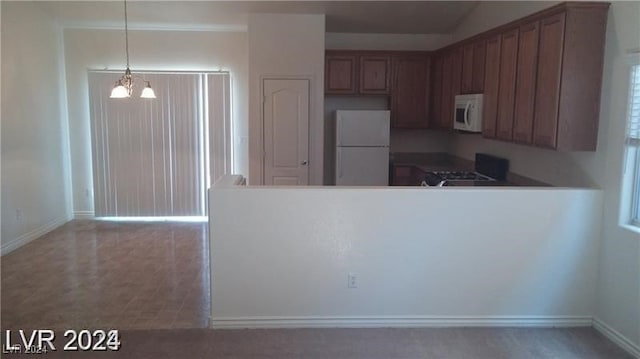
[140,83,156,99]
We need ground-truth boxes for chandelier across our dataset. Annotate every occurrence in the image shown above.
[110,0,155,99]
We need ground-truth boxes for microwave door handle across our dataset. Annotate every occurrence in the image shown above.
[464,102,471,127]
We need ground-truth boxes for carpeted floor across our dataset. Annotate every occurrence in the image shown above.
[0,327,633,358]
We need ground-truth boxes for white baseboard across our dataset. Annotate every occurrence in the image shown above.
[1,215,70,255]
[210,315,593,329]
[593,317,640,358]
[74,211,95,219]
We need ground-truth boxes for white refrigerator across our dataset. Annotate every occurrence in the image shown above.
[335,110,390,186]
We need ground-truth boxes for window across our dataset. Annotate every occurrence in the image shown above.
[623,56,640,228]
[87,71,231,218]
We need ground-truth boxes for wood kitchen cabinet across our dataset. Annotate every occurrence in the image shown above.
[513,21,540,144]
[484,3,607,150]
[529,5,609,150]
[429,48,461,131]
[495,28,519,141]
[532,13,565,148]
[430,53,444,129]
[438,51,453,130]
[325,53,357,94]
[391,55,430,128]
[461,40,486,94]
[325,51,390,95]
[359,55,391,94]
[482,35,501,138]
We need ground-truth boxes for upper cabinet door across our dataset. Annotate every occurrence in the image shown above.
[461,44,474,94]
[496,28,520,141]
[430,53,444,129]
[471,40,486,93]
[359,55,391,94]
[391,56,430,129]
[439,51,454,130]
[533,12,565,149]
[451,47,463,99]
[482,35,501,139]
[513,21,540,144]
[325,54,357,94]
[461,41,486,94]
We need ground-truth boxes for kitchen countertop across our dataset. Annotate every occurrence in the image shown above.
[390,152,550,187]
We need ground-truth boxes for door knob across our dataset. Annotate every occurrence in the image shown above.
[301,160,308,165]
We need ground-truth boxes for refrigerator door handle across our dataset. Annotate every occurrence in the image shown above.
[337,149,342,178]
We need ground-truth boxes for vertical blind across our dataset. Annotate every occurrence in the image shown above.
[628,64,640,142]
[88,71,230,217]
[628,63,640,224]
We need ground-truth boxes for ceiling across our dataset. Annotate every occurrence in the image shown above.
[36,1,479,34]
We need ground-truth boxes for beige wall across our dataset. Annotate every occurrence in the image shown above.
[326,32,452,50]
[453,1,561,41]
[248,14,325,185]
[63,28,249,215]
[451,1,640,352]
[1,2,72,253]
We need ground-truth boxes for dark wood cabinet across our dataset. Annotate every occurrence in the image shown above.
[471,41,486,93]
[482,36,501,139]
[439,51,454,130]
[324,3,609,149]
[496,28,519,141]
[391,55,430,128]
[513,21,540,144]
[451,47,463,100]
[461,44,474,94]
[325,54,357,94]
[436,47,462,130]
[533,13,565,149]
[494,3,607,150]
[430,53,444,130]
[461,41,486,94]
[325,51,391,95]
[359,56,391,94]
[528,6,609,150]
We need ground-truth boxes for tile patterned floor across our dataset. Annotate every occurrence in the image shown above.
[1,220,210,331]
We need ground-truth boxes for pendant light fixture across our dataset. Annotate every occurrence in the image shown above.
[110,0,155,99]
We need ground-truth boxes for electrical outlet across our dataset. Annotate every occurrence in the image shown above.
[348,273,357,288]
[15,209,23,222]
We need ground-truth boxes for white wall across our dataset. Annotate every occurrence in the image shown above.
[210,185,602,328]
[63,28,249,215]
[451,1,640,353]
[1,2,72,254]
[594,2,640,355]
[452,1,560,42]
[248,14,325,185]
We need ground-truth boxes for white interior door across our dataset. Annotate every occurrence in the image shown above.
[263,79,310,185]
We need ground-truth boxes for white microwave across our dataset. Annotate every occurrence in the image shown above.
[454,94,483,133]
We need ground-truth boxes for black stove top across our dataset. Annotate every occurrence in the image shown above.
[415,153,509,187]
[432,171,495,181]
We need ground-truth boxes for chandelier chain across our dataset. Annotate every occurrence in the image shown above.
[124,0,130,69]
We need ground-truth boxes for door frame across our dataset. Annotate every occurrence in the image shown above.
[259,75,315,185]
